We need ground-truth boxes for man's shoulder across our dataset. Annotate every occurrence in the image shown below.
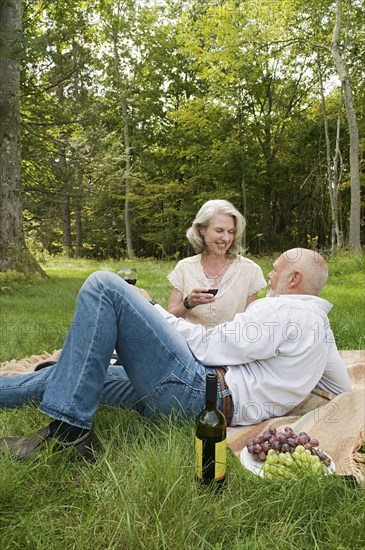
[277,294,333,314]
[246,294,331,314]
[245,296,286,315]
[250,298,333,338]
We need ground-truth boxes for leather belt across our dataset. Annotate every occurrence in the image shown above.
[214,367,233,426]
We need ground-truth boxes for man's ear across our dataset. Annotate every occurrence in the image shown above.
[288,270,302,288]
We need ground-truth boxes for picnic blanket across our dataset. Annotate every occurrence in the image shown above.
[0,349,62,376]
[1,349,364,482]
[227,350,365,484]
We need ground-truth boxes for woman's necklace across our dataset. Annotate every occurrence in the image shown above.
[201,257,228,280]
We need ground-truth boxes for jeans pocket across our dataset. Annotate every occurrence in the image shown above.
[148,373,204,420]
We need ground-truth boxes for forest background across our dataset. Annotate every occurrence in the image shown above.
[0,0,364,269]
[0,5,365,546]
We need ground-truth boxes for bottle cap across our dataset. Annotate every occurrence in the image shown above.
[206,373,218,402]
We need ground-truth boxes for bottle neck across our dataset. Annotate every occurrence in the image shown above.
[206,373,218,408]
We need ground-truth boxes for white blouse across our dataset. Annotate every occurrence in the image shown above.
[167,254,267,325]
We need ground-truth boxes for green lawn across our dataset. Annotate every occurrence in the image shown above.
[0,259,177,362]
[0,253,364,549]
[1,252,363,362]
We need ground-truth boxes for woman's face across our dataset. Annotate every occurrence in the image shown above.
[200,213,236,256]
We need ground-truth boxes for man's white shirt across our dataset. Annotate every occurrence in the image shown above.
[154,294,352,425]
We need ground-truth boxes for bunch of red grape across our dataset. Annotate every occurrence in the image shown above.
[246,425,331,467]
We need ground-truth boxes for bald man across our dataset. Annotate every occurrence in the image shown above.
[0,248,351,459]
[267,248,328,297]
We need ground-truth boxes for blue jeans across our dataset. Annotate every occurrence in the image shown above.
[0,272,221,429]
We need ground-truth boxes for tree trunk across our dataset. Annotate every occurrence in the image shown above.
[237,107,247,250]
[330,0,361,250]
[121,93,134,258]
[74,199,82,259]
[262,186,271,238]
[112,25,134,258]
[61,189,72,256]
[240,169,247,252]
[57,82,72,257]
[0,0,46,276]
[317,54,342,252]
[59,141,73,257]
[72,41,83,260]
[332,90,344,249]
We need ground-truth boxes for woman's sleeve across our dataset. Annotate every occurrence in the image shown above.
[167,261,185,293]
[247,263,267,295]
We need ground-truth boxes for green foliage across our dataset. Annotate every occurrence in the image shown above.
[0,270,44,295]
[326,250,365,276]
[0,271,27,294]
[16,0,364,260]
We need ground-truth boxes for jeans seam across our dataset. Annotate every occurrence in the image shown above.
[68,289,108,414]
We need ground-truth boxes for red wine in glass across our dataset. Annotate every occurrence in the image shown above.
[116,267,138,285]
[207,289,218,296]
[204,284,218,319]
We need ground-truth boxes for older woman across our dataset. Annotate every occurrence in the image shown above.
[167,200,266,325]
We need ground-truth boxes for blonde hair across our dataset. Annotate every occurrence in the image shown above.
[186,200,246,255]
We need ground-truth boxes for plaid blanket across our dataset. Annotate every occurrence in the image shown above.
[1,349,364,482]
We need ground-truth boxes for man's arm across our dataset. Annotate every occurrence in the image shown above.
[154,299,281,366]
[316,334,352,394]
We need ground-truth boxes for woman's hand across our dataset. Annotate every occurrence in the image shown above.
[167,287,216,318]
[185,288,216,308]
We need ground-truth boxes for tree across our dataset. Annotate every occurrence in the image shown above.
[317,53,343,252]
[111,17,134,258]
[0,0,45,275]
[13,0,363,258]
[21,0,98,258]
[330,0,361,250]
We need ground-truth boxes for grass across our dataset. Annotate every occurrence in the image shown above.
[1,409,364,549]
[0,259,177,362]
[320,252,365,350]
[0,252,364,549]
[0,252,363,362]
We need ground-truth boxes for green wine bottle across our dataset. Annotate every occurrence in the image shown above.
[195,373,227,485]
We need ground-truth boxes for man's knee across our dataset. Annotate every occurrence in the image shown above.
[82,270,122,293]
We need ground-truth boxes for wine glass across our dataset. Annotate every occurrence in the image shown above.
[205,278,218,319]
[116,267,138,285]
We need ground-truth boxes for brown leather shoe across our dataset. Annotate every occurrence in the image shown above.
[0,425,93,459]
